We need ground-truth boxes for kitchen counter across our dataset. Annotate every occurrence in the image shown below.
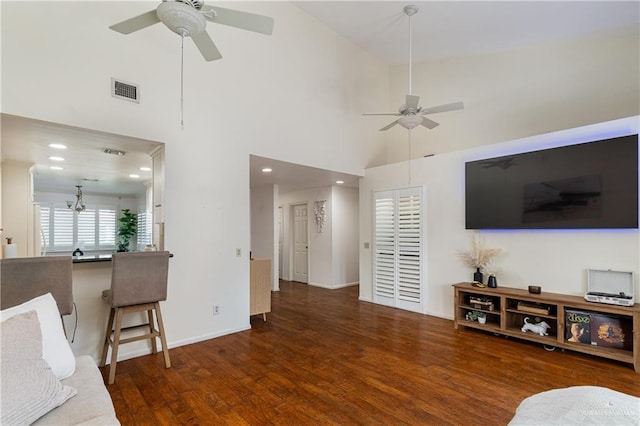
[72,252,173,263]
[72,254,113,263]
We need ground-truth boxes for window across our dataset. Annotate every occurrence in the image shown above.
[136,210,152,248]
[41,203,117,252]
[40,205,50,250]
[373,187,424,313]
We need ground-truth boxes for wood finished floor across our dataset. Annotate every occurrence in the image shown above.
[104,280,640,425]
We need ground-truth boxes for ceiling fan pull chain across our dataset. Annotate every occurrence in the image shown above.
[408,129,412,185]
[180,31,185,130]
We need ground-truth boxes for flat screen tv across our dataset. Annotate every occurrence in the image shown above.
[465,134,638,229]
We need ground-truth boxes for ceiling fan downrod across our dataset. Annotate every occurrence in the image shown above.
[180,31,185,129]
[404,5,418,96]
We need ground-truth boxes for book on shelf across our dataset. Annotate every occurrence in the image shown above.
[516,301,550,316]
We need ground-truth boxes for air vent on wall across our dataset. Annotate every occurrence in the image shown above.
[111,78,139,103]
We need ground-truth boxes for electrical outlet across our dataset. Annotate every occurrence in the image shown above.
[235,248,241,257]
[213,305,220,316]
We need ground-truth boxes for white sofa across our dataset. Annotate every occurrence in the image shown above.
[1,257,119,425]
[32,356,119,425]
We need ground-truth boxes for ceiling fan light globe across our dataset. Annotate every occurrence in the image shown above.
[157,1,206,37]
[398,115,423,130]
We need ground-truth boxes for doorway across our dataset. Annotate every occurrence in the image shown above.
[291,203,309,283]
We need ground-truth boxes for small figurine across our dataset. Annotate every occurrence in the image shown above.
[521,317,551,336]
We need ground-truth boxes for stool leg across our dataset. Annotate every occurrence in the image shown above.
[154,302,171,369]
[99,308,115,367]
[147,309,158,354]
[108,308,124,385]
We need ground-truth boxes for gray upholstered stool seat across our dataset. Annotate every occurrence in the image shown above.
[99,251,171,385]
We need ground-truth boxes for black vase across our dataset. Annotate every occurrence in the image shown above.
[473,268,483,284]
[487,275,497,288]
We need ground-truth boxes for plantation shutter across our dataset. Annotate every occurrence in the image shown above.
[373,187,424,313]
[374,192,396,305]
[40,206,50,250]
[136,211,152,248]
[78,208,96,247]
[98,207,116,248]
[53,206,74,250]
[40,203,117,252]
[396,189,422,310]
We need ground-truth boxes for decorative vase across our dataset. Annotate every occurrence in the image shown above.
[487,275,498,288]
[473,268,483,284]
[478,316,487,324]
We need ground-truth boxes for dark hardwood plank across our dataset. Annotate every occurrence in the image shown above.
[104,280,640,425]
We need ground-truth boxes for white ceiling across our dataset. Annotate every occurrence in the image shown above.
[293,1,640,65]
[3,1,638,197]
[1,114,161,197]
[250,155,361,193]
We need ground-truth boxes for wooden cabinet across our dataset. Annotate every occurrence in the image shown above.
[250,258,271,321]
[453,282,640,372]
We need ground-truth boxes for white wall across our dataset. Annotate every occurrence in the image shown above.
[250,185,275,259]
[1,1,388,360]
[331,186,359,287]
[250,184,278,290]
[383,27,640,162]
[359,116,640,319]
[1,161,34,257]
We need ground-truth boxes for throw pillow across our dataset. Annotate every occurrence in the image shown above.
[0,293,76,379]
[0,310,77,425]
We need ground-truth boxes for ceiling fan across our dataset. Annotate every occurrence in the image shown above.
[109,0,274,61]
[363,5,464,131]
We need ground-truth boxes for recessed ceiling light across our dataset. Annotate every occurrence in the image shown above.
[262,168,272,173]
[336,180,344,184]
[50,166,63,170]
[48,143,67,150]
[48,156,65,161]
[139,166,151,172]
[129,174,140,178]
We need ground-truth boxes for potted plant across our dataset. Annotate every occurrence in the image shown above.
[116,209,137,252]
[465,310,487,324]
[458,232,502,283]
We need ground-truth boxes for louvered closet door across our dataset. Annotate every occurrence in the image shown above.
[374,191,396,306]
[373,188,423,313]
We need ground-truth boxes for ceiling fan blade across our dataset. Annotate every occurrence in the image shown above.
[201,5,274,35]
[421,101,464,115]
[421,117,440,129]
[191,31,223,61]
[362,113,401,116]
[405,94,420,110]
[109,10,160,34]
[380,120,400,131]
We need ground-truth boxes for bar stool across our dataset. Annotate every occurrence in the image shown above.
[99,251,171,384]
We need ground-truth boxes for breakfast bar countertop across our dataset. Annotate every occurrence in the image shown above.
[72,252,173,263]
[72,254,113,263]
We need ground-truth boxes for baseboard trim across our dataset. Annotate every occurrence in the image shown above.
[309,281,359,290]
[97,324,251,364]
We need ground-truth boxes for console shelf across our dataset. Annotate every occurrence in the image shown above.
[453,282,640,372]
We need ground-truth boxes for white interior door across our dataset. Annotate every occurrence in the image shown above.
[292,203,309,283]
